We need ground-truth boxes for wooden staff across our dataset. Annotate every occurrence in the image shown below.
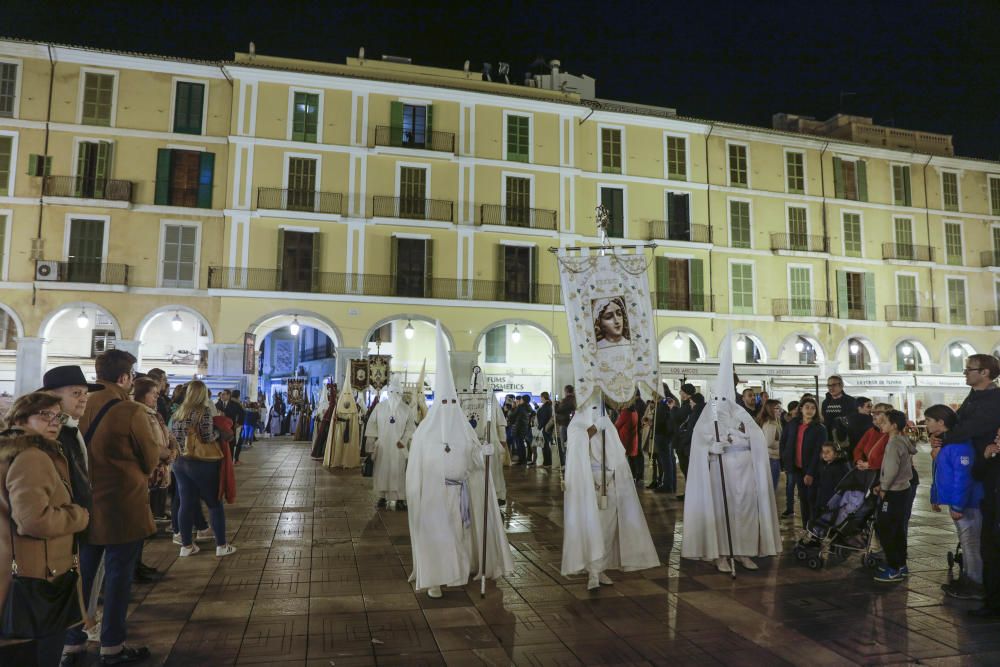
[480,393,492,598]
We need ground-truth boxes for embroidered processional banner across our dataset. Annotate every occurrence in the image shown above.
[556,249,659,406]
[350,359,369,391]
[457,389,491,440]
[368,355,391,390]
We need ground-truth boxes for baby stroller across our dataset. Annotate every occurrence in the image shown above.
[793,468,881,570]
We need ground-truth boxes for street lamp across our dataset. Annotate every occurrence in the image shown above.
[511,325,521,343]
[736,336,747,351]
[900,343,913,357]
[951,345,964,358]
[404,320,415,340]
[289,316,300,336]
[171,311,183,332]
[672,332,684,349]
[794,339,805,353]
[849,340,860,355]
[75,309,89,329]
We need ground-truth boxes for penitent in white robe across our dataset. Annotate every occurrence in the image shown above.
[367,398,415,502]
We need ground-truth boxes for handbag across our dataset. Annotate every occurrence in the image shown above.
[184,414,223,461]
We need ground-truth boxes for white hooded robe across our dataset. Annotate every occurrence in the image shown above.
[368,376,415,501]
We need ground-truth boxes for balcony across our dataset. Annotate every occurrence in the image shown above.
[652,293,714,313]
[257,187,343,215]
[371,125,455,153]
[883,243,934,262]
[479,204,557,230]
[372,195,453,222]
[981,250,1000,268]
[39,260,130,285]
[646,221,711,243]
[208,267,561,304]
[886,305,937,323]
[770,233,828,253]
[42,175,132,202]
[772,299,833,318]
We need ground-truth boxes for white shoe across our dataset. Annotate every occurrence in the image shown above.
[715,557,733,573]
[599,573,614,585]
[427,586,443,599]
[215,544,237,558]
[196,529,214,542]
[736,556,759,570]
[172,533,182,545]
[587,573,600,590]
[179,543,200,557]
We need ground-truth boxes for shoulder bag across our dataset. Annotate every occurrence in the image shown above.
[184,413,222,461]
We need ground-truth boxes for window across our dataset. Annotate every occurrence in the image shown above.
[994,226,1000,264]
[291,92,319,143]
[730,262,754,314]
[786,151,804,194]
[499,245,537,303]
[942,171,959,211]
[892,165,911,206]
[399,167,427,219]
[0,135,11,196]
[27,154,51,177]
[944,222,963,266]
[162,224,198,288]
[666,135,687,180]
[287,157,318,211]
[665,192,691,240]
[600,187,624,238]
[787,206,808,250]
[74,141,113,198]
[276,230,319,292]
[654,257,705,311]
[789,267,812,316]
[848,339,870,371]
[154,149,215,208]
[391,236,432,298]
[837,270,875,320]
[300,328,334,362]
[947,278,967,325]
[0,214,6,276]
[67,218,105,283]
[505,176,531,226]
[485,327,506,363]
[81,72,115,126]
[842,213,862,257]
[0,62,17,117]
[506,114,530,162]
[729,200,751,248]
[173,81,205,135]
[897,342,921,372]
[389,102,433,148]
[990,177,1000,216]
[893,218,914,259]
[601,128,622,174]
[897,274,918,320]
[833,158,867,201]
[728,144,748,187]
[91,329,116,358]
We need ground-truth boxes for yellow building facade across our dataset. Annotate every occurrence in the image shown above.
[1,39,998,415]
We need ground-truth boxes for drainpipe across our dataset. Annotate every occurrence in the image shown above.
[922,155,935,322]
[704,123,715,330]
[33,44,56,306]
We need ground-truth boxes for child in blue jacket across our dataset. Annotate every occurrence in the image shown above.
[926,404,984,600]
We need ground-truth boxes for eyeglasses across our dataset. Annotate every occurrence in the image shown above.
[33,410,63,423]
[964,367,985,374]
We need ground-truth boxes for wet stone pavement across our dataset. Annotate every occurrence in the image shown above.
[95,438,999,666]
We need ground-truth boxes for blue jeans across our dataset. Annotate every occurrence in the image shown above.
[173,458,227,547]
[64,540,142,650]
[785,469,797,513]
[769,459,781,492]
[655,436,676,492]
[170,471,207,535]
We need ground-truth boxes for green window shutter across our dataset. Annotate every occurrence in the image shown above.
[93,142,111,199]
[275,229,285,289]
[496,244,506,298]
[655,256,669,308]
[0,137,10,196]
[530,246,539,302]
[425,104,433,137]
[74,143,89,197]
[390,101,403,146]
[174,82,190,133]
[832,157,844,199]
[836,271,848,318]
[666,192,676,222]
[863,272,877,321]
[43,156,51,176]
[27,153,38,179]
[689,258,705,311]
[856,160,868,202]
[390,235,398,276]
[154,148,172,205]
[197,152,214,208]
[423,239,433,296]
[902,167,911,206]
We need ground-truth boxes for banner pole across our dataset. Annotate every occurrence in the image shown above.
[599,392,608,510]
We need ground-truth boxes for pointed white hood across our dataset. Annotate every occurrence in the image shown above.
[387,373,404,410]
[433,323,458,403]
[337,362,358,415]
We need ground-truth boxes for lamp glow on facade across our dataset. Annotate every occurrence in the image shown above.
[404,320,415,340]
[673,332,684,349]
[900,343,913,357]
[795,339,805,352]
[736,336,747,351]
[75,309,89,329]
[171,311,183,332]
[289,316,301,336]
[511,325,521,343]
[849,341,860,355]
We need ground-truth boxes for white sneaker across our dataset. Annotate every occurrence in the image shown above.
[196,529,214,542]
[179,543,200,557]
[587,572,600,590]
[599,573,613,585]
[172,533,182,545]
[715,557,733,573]
[215,544,237,557]
[736,556,759,570]
[427,586,443,599]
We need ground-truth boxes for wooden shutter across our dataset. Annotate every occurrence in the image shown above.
[425,104,433,137]
[530,246,538,303]
[93,142,111,199]
[188,83,204,134]
[496,244,506,300]
[423,239,433,297]
[836,271,848,318]
[863,272,877,321]
[390,101,403,146]
[902,167,911,205]
[689,258,704,311]
[311,232,321,290]
[856,160,868,202]
[155,148,172,205]
[174,82,189,132]
[655,257,669,309]
[275,229,285,288]
[27,153,38,178]
[197,152,214,208]
[389,236,398,296]
[74,142,90,197]
[832,157,844,199]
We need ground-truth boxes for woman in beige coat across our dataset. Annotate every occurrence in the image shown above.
[0,392,90,667]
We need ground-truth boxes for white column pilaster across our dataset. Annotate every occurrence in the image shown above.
[14,337,46,396]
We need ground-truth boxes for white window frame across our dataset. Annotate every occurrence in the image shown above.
[597,123,626,175]
[69,137,115,181]
[663,132,689,181]
[841,209,865,258]
[62,213,110,262]
[994,278,1000,314]
[76,67,119,127]
[945,275,969,325]
[942,220,964,265]
[0,209,12,281]
[282,152,323,193]
[988,175,1000,216]
[726,196,754,248]
[783,148,806,194]
[157,219,203,288]
[939,168,962,212]
[892,215,915,247]
[597,183,628,238]
[0,56,23,119]
[169,76,211,136]
[286,86,325,143]
[0,129,18,196]
[786,263,814,301]
[728,259,756,314]
[500,171,536,209]
[894,271,920,307]
[726,141,751,188]
[395,161,431,200]
[785,202,811,236]
[502,110,534,164]
[890,162,911,206]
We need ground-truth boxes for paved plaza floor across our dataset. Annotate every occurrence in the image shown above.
[97,438,998,666]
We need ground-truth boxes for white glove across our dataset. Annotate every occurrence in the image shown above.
[708,442,727,456]
[481,443,495,456]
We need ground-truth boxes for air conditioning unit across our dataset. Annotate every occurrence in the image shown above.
[35,260,60,281]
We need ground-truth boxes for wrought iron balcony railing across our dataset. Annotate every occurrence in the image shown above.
[478,204,557,230]
[371,125,456,153]
[886,304,937,323]
[42,175,133,202]
[770,233,829,253]
[257,187,343,215]
[651,293,714,312]
[39,260,130,285]
[883,243,934,262]
[772,299,833,318]
[646,221,711,243]
[981,250,1000,268]
[372,195,454,222]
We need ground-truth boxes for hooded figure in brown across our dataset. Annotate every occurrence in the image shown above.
[324,366,362,469]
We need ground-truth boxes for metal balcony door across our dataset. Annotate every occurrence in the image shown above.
[395,237,427,298]
[75,141,111,199]
[667,258,690,310]
[67,218,104,283]
[286,158,316,211]
[280,231,315,293]
[504,245,533,303]
[399,167,426,219]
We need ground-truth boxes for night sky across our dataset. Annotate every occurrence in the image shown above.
[7,0,1000,160]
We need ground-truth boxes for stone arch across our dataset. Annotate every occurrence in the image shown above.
[658,327,707,361]
[718,330,768,362]
[940,339,977,372]
[40,302,123,339]
[135,305,216,344]
[364,314,454,352]
[248,309,343,348]
[0,303,25,339]
[833,335,881,366]
[891,336,932,371]
[777,332,827,363]
[472,318,560,356]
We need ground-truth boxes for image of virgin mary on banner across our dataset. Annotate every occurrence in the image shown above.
[556,249,659,406]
